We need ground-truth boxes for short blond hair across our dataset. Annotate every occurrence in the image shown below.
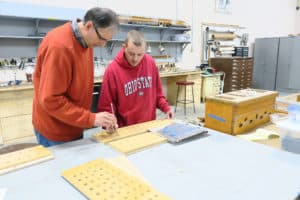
[124,30,146,47]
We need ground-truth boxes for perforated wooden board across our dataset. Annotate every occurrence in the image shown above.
[107,156,148,183]
[93,119,173,143]
[0,145,54,175]
[108,133,167,154]
[61,158,171,200]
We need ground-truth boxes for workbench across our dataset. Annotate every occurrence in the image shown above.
[1,127,299,200]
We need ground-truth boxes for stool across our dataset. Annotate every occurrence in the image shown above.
[175,81,196,115]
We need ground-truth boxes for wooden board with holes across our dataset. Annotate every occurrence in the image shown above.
[92,119,173,143]
[107,156,148,183]
[61,158,171,200]
[108,133,167,154]
[0,145,54,175]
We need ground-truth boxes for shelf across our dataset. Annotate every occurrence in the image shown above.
[110,39,190,44]
[0,35,43,39]
[0,1,190,60]
[120,23,190,31]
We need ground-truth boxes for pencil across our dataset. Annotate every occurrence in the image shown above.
[110,102,118,134]
[110,102,115,115]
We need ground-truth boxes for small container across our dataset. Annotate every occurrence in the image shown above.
[277,119,300,154]
[295,105,300,123]
[287,104,298,121]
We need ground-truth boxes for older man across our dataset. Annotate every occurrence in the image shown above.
[33,7,119,147]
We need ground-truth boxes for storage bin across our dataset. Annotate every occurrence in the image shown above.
[277,120,300,154]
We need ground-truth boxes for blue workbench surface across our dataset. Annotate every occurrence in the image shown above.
[0,127,300,200]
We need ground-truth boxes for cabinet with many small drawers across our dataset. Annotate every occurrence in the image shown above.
[210,57,253,92]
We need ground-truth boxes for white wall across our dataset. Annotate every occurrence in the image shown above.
[7,0,298,67]
[296,10,300,33]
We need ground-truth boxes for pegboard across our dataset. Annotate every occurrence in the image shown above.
[61,158,170,200]
[93,119,173,143]
[0,145,54,175]
[107,156,148,183]
[108,133,167,154]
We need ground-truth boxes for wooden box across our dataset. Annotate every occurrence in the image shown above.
[205,89,278,135]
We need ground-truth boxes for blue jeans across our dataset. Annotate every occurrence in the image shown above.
[34,129,66,147]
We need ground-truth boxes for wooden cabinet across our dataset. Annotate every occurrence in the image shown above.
[0,86,35,144]
[210,57,253,92]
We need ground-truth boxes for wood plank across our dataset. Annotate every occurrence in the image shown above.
[92,119,173,143]
[108,133,167,154]
[106,156,148,183]
[0,145,54,175]
[61,158,171,200]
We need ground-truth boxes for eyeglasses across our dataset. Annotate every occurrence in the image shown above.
[93,22,110,42]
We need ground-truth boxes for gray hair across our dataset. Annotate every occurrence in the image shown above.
[124,30,147,47]
[83,7,119,29]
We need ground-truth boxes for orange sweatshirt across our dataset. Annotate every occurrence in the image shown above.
[32,22,95,142]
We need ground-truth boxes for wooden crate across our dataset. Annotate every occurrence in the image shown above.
[205,89,278,135]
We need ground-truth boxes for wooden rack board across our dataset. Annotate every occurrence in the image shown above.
[92,119,173,143]
[106,156,147,183]
[61,158,170,200]
[0,145,53,175]
[108,132,167,154]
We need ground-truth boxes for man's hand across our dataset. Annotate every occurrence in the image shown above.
[94,112,118,131]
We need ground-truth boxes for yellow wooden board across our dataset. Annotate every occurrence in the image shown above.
[0,145,54,175]
[92,119,173,143]
[61,158,171,200]
[108,133,167,154]
[107,156,148,183]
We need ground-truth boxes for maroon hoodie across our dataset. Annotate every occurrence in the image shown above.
[97,48,170,127]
